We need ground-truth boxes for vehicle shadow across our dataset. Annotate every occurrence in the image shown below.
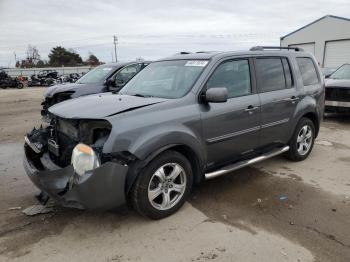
[324,112,350,125]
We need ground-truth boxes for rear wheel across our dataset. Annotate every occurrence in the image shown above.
[286,117,315,161]
[130,150,193,219]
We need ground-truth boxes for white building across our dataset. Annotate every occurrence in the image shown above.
[280,15,350,69]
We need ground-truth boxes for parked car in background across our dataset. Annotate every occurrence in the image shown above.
[321,67,336,78]
[325,63,350,113]
[24,47,324,219]
[41,61,150,119]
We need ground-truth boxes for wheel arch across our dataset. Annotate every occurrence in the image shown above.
[125,143,204,194]
[300,111,320,137]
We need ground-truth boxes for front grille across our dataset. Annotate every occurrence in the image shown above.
[325,87,350,102]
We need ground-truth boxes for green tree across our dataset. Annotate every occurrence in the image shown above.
[48,46,83,66]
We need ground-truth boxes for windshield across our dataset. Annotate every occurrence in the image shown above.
[119,60,208,99]
[76,65,114,84]
[330,64,350,80]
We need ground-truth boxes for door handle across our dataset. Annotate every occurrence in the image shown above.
[244,105,259,112]
[283,96,299,103]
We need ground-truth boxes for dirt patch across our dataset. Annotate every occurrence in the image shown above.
[338,157,350,163]
[0,207,83,258]
[0,88,44,143]
[190,167,350,262]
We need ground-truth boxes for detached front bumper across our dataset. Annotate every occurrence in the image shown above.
[24,142,128,210]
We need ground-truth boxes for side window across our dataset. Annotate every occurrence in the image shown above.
[282,58,293,88]
[296,57,319,86]
[255,58,286,92]
[114,64,140,86]
[207,59,251,98]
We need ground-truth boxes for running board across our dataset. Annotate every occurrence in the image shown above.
[205,146,290,180]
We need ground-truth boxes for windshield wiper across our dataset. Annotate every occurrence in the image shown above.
[131,93,154,98]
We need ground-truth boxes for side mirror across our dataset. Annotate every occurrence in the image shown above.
[203,87,228,103]
[325,74,331,79]
[105,78,116,90]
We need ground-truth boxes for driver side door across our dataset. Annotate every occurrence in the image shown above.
[200,58,261,166]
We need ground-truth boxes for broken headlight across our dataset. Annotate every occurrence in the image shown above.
[71,143,100,176]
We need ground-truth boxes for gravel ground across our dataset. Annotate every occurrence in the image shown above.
[0,88,349,262]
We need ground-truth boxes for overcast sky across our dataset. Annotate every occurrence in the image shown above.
[0,0,349,67]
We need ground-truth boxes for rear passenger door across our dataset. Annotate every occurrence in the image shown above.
[255,57,299,146]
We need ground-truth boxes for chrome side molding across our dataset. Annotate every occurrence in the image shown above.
[205,146,290,180]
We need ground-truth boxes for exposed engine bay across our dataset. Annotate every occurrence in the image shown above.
[26,117,112,167]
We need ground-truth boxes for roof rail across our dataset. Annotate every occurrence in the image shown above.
[250,46,304,52]
[175,51,192,55]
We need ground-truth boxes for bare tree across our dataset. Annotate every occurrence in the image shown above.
[25,45,41,66]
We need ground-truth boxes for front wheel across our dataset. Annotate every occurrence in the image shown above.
[17,82,24,89]
[130,150,193,219]
[285,117,315,161]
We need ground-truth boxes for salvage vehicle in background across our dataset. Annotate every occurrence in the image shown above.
[41,61,149,120]
[325,63,350,113]
[28,70,60,87]
[24,47,324,219]
[0,69,24,89]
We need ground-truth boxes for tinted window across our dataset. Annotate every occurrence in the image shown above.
[207,59,251,98]
[256,58,286,92]
[296,58,319,86]
[282,58,293,88]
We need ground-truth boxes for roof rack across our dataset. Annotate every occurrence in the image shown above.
[250,46,304,52]
[175,51,192,55]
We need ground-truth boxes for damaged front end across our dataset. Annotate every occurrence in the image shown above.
[41,91,75,122]
[23,117,129,210]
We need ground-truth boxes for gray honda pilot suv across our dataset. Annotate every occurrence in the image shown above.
[24,46,324,219]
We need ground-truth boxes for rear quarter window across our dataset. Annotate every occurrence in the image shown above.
[296,57,319,86]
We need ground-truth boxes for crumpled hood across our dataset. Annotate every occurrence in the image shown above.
[44,83,85,98]
[49,93,167,119]
[325,79,350,89]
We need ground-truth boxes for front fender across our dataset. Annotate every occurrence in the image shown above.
[107,124,206,193]
[129,128,205,164]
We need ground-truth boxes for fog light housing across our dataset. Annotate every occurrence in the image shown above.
[71,143,100,176]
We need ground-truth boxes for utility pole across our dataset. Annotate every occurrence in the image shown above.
[113,35,118,62]
[13,52,17,66]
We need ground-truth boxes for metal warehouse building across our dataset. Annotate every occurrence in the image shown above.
[280,15,350,69]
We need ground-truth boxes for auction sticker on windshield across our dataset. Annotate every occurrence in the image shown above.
[185,60,208,67]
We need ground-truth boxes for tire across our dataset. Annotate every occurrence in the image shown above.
[285,117,315,161]
[17,82,24,89]
[130,150,193,219]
